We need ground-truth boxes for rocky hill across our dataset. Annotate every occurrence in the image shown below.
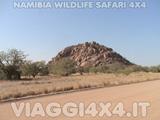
[49,41,133,67]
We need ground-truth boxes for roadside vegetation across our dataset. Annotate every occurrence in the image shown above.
[22,61,49,78]
[49,59,160,76]
[0,49,160,80]
[49,58,76,76]
[1,49,160,101]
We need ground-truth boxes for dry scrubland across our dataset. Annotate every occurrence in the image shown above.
[0,72,160,101]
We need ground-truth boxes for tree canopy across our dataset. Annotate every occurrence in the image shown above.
[0,49,26,80]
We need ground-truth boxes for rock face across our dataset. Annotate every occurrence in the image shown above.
[50,41,133,67]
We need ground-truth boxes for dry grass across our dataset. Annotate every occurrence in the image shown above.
[1,72,160,101]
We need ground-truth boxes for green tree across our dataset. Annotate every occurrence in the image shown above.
[22,61,49,78]
[0,49,26,80]
[0,67,6,80]
[49,58,76,76]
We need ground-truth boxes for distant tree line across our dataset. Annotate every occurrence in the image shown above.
[0,49,160,80]
[49,58,160,76]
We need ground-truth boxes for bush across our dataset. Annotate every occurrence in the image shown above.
[89,67,98,74]
[0,68,7,80]
[83,67,90,73]
[22,61,49,78]
[105,63,126,73]
[81,63,149,75]
[115,65,149,75]
[0,49,26,80]
[88,63,126,74]
[49,58,76,76]
[76,66,84,75]
[149,65,160,73]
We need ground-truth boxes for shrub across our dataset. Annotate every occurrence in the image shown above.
[0,49,26,80]
[116,65,149,75]
[76,66,84,75]
[0,68,7,80]
[49,58,76,76]
[81,63,149,75]
[149,65,160,73]
[22,61,49,78]
[83,67,90,73]
[105,63,126,73]
[89,67,98,74]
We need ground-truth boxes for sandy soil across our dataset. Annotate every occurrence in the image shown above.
[0,80,160,120]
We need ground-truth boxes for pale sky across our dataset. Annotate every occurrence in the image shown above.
[0,0,160,66]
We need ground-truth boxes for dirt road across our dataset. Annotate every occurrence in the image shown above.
[0,80,160,120]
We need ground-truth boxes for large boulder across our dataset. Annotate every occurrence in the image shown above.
[49,41,133,67]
